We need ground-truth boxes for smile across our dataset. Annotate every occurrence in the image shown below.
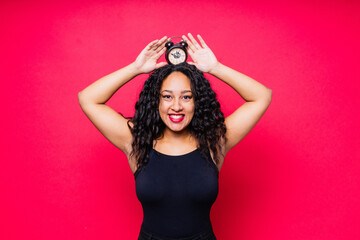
[168,114,185,123]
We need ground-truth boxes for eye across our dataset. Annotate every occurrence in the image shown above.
[183,95,193,100]
[162,95,172,100]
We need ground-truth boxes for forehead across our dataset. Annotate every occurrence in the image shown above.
[160,72,191,91]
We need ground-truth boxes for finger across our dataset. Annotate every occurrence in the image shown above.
[151,41,161,51]
[155,46,166,58]
[182,35,195,54]
[188,33,201,50]
[186,47,195,60]
[150,36,167,51]
[197,34,208,48]
[187,61,195,65]
[153,36,167,51]
[159,35,167,41]
[146,39,159,50]
[155,62,167,69]
[155,43,165,54]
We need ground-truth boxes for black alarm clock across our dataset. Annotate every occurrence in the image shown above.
[165,36,188,65]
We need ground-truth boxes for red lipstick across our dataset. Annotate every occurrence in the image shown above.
[168,114,185,123]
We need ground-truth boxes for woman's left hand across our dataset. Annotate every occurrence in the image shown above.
[182,33,219,73]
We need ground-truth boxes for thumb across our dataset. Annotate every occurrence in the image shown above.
[155,62,167,69]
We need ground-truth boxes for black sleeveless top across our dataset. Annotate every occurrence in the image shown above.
[134,147,219,238]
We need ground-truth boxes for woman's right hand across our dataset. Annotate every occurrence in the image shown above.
[132,36,168,74]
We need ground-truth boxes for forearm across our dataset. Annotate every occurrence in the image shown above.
[78,63,142,105]
[209,62,272,102]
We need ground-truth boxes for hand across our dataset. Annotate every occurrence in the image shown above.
[182,33,219,73]
[133,36,168,74]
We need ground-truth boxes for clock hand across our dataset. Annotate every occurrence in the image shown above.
[171,51,181,58]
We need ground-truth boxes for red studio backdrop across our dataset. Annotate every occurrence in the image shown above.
[1,0,359,239]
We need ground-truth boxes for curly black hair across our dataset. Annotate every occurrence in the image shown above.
[129,62,226,173]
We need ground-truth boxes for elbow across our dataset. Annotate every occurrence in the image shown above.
[78,91,86,106]
[265,88,272,103]
[78,91,82,102]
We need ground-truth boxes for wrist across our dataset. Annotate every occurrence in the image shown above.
[128,62,144,76]
[208,62,223,76]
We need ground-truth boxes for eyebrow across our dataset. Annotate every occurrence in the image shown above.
[161,90,192,94]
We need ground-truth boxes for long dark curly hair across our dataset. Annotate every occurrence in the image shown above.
[129,62,226,172]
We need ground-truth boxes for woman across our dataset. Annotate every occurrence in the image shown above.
[78,33,272,240]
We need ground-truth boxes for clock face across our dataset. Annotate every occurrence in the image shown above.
[168,47,186,65]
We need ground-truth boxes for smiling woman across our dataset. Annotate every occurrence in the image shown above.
[158,72,195,132]
[130,63,226,175]
[78,33,272,240]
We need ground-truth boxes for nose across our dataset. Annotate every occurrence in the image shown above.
[171,98,183,111]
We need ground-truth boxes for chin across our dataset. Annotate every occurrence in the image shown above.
[167,125,187,133]
[165,121,191,133]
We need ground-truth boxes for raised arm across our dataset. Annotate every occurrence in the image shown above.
[183,33,272,155]
[78,36,168,156]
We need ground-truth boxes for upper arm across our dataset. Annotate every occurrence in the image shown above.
[224,89,272,154]
[78,92,133,155]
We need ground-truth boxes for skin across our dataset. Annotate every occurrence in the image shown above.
[78,33,272,174]
[155,71,198,156]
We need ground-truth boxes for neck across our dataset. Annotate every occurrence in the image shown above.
[159,128,194,143]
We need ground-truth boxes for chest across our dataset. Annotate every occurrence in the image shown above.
[135,149,219,203]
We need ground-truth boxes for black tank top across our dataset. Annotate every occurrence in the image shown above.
[134,147,219,238]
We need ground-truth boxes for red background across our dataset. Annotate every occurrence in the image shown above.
[1,0,359,239]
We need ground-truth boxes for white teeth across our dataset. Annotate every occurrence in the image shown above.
[170,115,184,119]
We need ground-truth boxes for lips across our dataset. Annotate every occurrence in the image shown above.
[168,114,185,123]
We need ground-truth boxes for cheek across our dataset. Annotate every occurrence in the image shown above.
[158,101,165,110]
[189,101,195,113]
[158,102,169,114]
[185,104,195,120]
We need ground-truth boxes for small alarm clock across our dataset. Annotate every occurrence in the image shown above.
[165,36,188,65]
